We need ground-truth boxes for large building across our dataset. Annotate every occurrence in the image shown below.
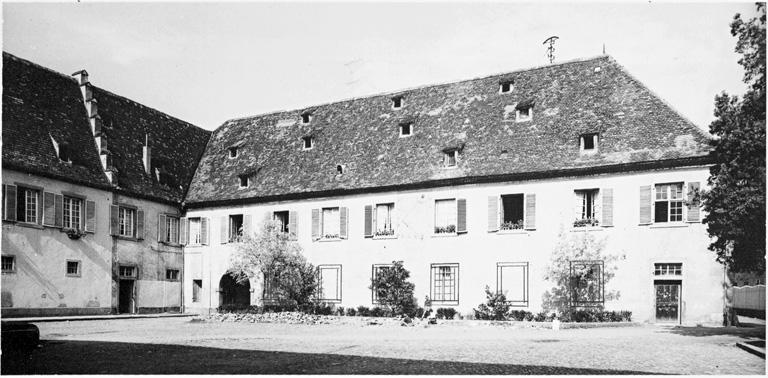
[182,55,721,324]
[1,52,210,316]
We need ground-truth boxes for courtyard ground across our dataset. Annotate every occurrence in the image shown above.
[2,316,765,375]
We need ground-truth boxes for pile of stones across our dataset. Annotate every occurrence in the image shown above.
[206,311,334,325]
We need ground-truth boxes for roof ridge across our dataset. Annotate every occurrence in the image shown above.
[221,54,612,125]
[2,51,78,83]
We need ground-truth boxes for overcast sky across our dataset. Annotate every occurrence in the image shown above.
[2,2,757,132]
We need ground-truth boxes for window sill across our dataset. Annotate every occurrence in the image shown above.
[66,274,81,278]
[430,301,459,306]
[160,241,182,247]
[496,229,528,235]
[319,238,343,242]
[15,222,44,230]
[2,271,17,274]
[432,233,458,238]
[570,227,604,233]
[372,235,397,240]
[114,235,140,242]
[649,223,689,229]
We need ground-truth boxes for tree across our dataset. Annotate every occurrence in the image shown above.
[702,3,766,274]
[369,260,417,316]
[228,220,317,308]
[542,231,624,315]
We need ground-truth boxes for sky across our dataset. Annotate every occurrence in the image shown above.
[2,2,758,132]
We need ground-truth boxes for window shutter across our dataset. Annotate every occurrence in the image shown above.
[110,205,119,236]
[289,211,298,240]
[136,209,145,239]
[457,198,467,233]
[54,194,64,228]
[686,182,701,223]
[43,192,56,226]
[639,185,652,224]
[243,214,252,239]
[601,188,614,227]
[201,217,210,245]
[179,217,188,245]
[340,207,349,239]
[85,200,96,233]
[158,214,168,243]
[524,194,536,230]
[3,185,16,221]
[487,196,498,232]
[220,216,228,244]
[311,209,320,240]
[1,184,5,220]
[364,205,373,237]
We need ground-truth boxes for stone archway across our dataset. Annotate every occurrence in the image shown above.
[219,273,250,309]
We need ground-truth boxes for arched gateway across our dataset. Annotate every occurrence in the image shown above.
[218,273,250,309]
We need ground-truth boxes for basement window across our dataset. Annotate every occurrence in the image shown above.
[399,123,412,137]
[301,113,312,124]
[500,80,514,94]
[392,96,403,109]
[302,136,314,150]
[239,175,249,188]
[228,147,238,158]
[580,133,599,153]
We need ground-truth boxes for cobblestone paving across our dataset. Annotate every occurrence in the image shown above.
[3,317,764,374]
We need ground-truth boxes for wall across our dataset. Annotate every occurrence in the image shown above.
[184,165,723,324]
[1,169,112,317]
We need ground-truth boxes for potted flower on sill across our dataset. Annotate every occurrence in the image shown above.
[374,229,395,237]
[66,228,85,240]
[434,225,456,234]
[323,233,340,239]
[500,220,524,231]
[573,218,600,228]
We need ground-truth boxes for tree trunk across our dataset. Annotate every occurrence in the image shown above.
[723,268,741,327]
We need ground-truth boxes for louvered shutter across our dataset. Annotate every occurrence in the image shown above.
[179,217,188,245]
[243,214,252,239]
[524,194,536,230]
[136,209,145,239]
[364,205,373,237]
[340,207,349,239]
[220,216,228,244]
[3,185,16,221]
[158,214,168,243]
[311,209,320,240]
[639,185,652,224]
[1,184,5,221]
[686,182,701,223]
[43,192,56,226]
[110,205,120,235]
[601,188,614,227]
[487,196,498,232]
[457,198,467,233]
[201,217,209,245]
[85,200,96,233]
[54,194,64,228]
[289,211,298,240]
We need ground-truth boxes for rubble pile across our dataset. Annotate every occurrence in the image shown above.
[206,311,335,325]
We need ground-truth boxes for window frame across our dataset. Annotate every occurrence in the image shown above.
[2,255,16,274]
[229,214,244,243]
[499,81,514,94]
[165,215,180,245]
[63,195,84,230]
[496,262,529,307]
[392,96,403,109]
[66,260,82,277]
[188,217,202,245]
[302,136,314,150]
[515,106,532,122]
[434,198,458,235]
[654,263,683,277]
[430,263,459,305]
[317,264,342,303]
[321,207,341,240]
[165,269,180,281]
[238,175,249,188]
[371,264,393,305]
[301,113,312,124]
[273,211,290,234]
[444,150,458,168]
[499,194,525,231]
[373,202,395,238]
[16,186,41,225]
[192,279,203,303]
[119,265,137,279]
[118,206,136,238]
[654,183,685,223]
[574,189,600,227]
[228,147,238,159]
[399,122,412,137]
[580,133,600,154]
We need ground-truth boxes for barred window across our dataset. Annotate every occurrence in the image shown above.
[166,269,179,280]
[66,261,81,276]
[119,266,136,278]
[2,256,15,273]
[430,263,459,304]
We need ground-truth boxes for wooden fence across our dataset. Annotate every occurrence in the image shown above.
[733,285,765,311]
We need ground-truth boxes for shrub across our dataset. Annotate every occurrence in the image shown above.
[335,306,345,316]
[436,307,457,320]
[356,306,371,317]
[533,311,548,322]
[370,306,393,317]
[561,309,632,322]
[345,308,357,317]
[508,310,533,321]
[369,261,418,316]
[473,286,510,320]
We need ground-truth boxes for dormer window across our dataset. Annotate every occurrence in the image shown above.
[500,80,514,94]
[580,133,599,153]
[239,175,249,188]
[392,96,403,109]
[301,113,312,124]
[444,150,458,168]
[399,122,412,137]
[50,135,71,163]
[516,107,532,122]
[302,136,314,150]
[228,147,238,158]
[336,165,344,174]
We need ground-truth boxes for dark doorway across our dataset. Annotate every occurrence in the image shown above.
[655,280,681,323]
[219,273,250,309]
[118,280,135,314]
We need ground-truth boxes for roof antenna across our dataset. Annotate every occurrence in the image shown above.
[602,43,606,55]
[543,36,559,64]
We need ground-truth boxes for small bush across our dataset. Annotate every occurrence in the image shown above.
[533,311,547,322]
[370,306,393,317]
[335,306,345,316]
[507,310,533,321]
[436,307,457,320]
[369,261,417,316]
[345,308,357,317]
[357,306,371,317]
[561,309,632,322]
[473,286,510,320]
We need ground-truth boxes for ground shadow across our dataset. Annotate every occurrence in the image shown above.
[662,325,765,339]
[2,339,656,375]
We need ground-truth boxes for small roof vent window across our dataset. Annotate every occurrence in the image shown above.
[301,112,312,124]
[336,165,344,174]
[228,147,238,158]
[580,133,599,154]
[515,100,534,122]
[239,174,249,188]
[500,80,514,94]
[444,150,458,168]
[392,96,403,109]
[302,136,314,150]
[399,122,412,137]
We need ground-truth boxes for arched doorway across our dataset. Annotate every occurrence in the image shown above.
[219,273,250,309]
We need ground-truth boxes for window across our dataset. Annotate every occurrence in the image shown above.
[500,194,524,230]
[655,183,684,223]
[392,96,403,109]
[302,136,314,150]
[166,269,180,280]
[574,189,599,227]
[165,216,180,244]
[66,260,81,277]
[336,165,344,175]
[371,264,392,304]
[263,271,281,303]
[16,187,39,224]
[228,147,238,158]
[374,203,395,236]
[444,150,457,168]
[434,199,457,234]
[273,211,290,233]
[654,263,682,276]
[192,279,202,302]
[239,175,249,188]
[399,123,412,137]
[322,207,340,239]
[229,214,244,242]
[500,81,513,93]
[317,265,342,302]
[2,256,16,273]
[63,196,83,230]
[188,217,202,245]
[118,207,136,237]
[516,107,532,122]
[580,133,599,153]
[430,264,459,304]
[301,113,311,124]
[497,262,528,307]
[119,266,136,278]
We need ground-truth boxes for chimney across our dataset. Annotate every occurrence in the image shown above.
[142,134,152,175]
[72,70,89,85]
[87,98,98,119]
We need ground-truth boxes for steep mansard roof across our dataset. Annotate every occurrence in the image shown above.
[2,52,212,203]
[186,55,711,205]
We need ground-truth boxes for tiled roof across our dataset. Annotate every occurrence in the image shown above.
[2,52,111,189]
[186,55,712,205]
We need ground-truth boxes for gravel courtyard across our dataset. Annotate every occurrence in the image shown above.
[3,316,764,375]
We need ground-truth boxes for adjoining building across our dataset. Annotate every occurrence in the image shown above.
[183,55,721,324]
[1,52,210,317]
